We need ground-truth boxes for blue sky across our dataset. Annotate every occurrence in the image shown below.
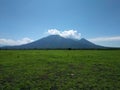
[0,0,120,47]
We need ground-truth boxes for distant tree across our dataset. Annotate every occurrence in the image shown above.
[68,48,72,50]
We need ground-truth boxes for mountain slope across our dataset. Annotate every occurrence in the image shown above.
[1,35,106,49]
[78,38,104,48]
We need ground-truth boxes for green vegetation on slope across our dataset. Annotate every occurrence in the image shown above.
[0,50,120,90]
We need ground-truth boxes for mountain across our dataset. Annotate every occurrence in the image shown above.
[1,35,106,49]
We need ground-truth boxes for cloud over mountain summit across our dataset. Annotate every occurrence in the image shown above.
[47,29,81,40]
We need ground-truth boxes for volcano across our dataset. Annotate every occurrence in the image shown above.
[2,35,106,49]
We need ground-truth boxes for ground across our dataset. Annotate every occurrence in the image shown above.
[0,50,120,90]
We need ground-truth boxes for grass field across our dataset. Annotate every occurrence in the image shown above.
[0,50,120,90]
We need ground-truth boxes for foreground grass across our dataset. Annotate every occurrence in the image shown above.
[0,50,120,90]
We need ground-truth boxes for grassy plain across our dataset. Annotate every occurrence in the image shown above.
[0,50,120,90]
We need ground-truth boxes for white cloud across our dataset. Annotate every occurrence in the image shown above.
[48,29,61,35]
[0,37,33,46]
[88,36,120,42]
[47,29,81,39]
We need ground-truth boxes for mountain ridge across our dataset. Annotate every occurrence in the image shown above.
[1,35,106,49]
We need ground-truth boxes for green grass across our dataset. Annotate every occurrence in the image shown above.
[0,50,120,90]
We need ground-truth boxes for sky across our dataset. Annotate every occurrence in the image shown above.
[0,0,120,47]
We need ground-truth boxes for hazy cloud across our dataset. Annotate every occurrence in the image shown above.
[0,38,33,46]
[47,29,81,39]
[88,36,120,42]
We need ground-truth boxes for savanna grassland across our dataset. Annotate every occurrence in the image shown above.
[0,50,120,90]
